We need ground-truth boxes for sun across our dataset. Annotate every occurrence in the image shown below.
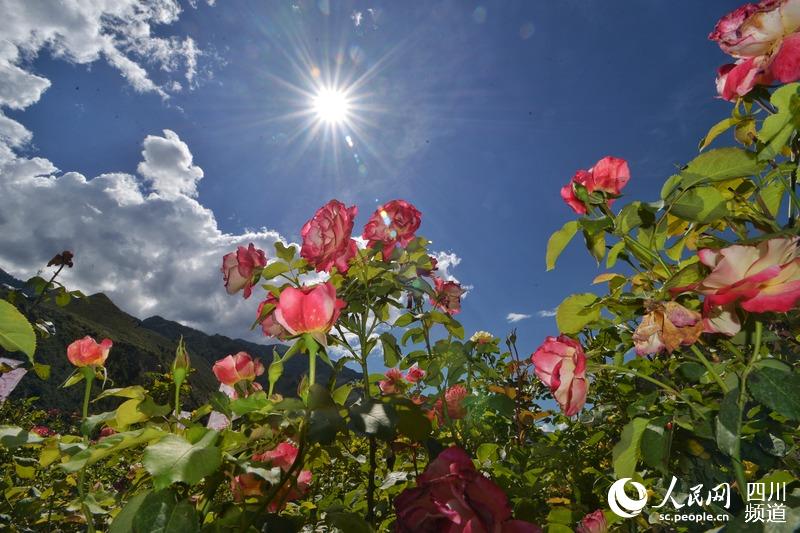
[312,88,350,124]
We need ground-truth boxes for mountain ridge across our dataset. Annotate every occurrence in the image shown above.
[0,268,358,412]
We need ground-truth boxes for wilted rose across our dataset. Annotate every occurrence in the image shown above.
[300,199,358,273]
[67,336,112,368]
[560,157,630,215]
[432,277,466,315]
[231,474,264,502]
[221,243,267,299]
[531,335,588,417]
[212,352,264,387]
[274,282,346,345]
[633,301,703,356]
[47,250,74,268]
[710,0,800,99]
[363,199,422,260]
[394,447,542,533]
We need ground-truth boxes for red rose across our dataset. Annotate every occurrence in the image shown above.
[212,352,264,387]
[221,243,267,299]
[300,199,358,273]
[274,282,346,345]
[394,447,542,533]
[67,336,112,368]
[432,277,466,315]
[363,199,421,260]
[560,157,630,215]
[531,335,588,417]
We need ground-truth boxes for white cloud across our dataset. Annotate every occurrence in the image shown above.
[0,0,205,103]
[0,0,282,341]
[537,309,557,318]
[138,129,204,198]
[506,313,532,323]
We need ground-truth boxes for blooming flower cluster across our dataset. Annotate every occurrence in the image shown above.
[560,156,630,215]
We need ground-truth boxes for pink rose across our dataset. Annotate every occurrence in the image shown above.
[31,425,54,437]
[221,243,267,299]
[379,368,406,395]
[433,384,468,422]
[710,0,800,98]
[531,336,588,417]
[300,199,358,273]
[404,363,426,383]
[362,199,422,260]
[560,157,630,215]
[253,441,299,471]
[268,469,312,512]
[683,237,800,335]
[256,295,290,340]
[212,352,265,387]
[394,447,542,533]
[67,336,112,368]
[432,277,466,315]
[231,473,264,502]
[715,57,774,101]
[632,302,703,356]
[576,510,608,533]
[274,282,346,345]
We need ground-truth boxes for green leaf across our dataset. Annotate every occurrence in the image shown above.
[308,385,344,445]
[327,512,374,533]
[606,241,626,269]
[142,431,222,490]
[715,388,741,457]
[274,241,296,262]
[380,333,401,367]
[62,427,166,472]
[545,220,579,271]
[556,293,600,335]
[612,417,649,479]
[748,366,800,421]
[670,186,729,224]
[699,117,739,151]
[663,260,703,291]
[663,148,763,198]
[332,383,353,406]
[115,489,200,533]
[583,229,606,263]
[393,313,416,327]
[0,300,36,363]
[476,443,500,464]
[395,402,431,441]
[261,261,290,280]
[0,425,43,448]
[349,401,397,440]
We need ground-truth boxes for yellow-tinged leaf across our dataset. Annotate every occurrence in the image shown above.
[592,273,623,285]
[39,440,60,467]
[546,497,571,505]
[113,399,148,430]
[15,463,35,479]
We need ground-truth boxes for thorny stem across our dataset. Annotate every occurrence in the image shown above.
[30,264,65,310]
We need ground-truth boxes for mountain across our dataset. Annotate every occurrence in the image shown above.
[0,268,359,413]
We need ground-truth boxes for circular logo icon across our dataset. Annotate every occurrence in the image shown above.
[607,478,648,518]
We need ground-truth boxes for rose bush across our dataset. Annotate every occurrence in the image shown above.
[1,1,800,531]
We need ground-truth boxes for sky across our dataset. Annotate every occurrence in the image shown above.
[0,0,742,364]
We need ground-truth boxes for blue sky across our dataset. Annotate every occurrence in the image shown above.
[0,0,740,358]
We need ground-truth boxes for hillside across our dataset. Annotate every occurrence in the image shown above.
[0,269,358,412]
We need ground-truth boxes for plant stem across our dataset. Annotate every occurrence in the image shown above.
[307,336,318,389]
[690,345,729,393]
[78,367,96,533]
[602,364,707,419]
[731,322,764,501]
